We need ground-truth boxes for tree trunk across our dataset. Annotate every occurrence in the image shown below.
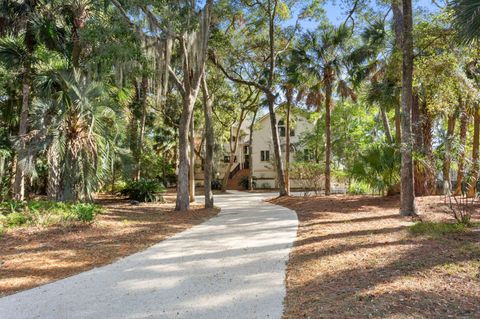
[421,100,435,195]
[13,78,30,200]
[443,113,456,194]
[267,92,287,196]
[130,82,139,180]
[399,0,416,215]
[202,78,214,208]
[174,0,212,211]
[392,0,403,145]
[380,105,394,144]
[72,28,81,69]
[248,109,258,191]
[176,95,195,211]
[0,154,5,199]
[189,115,196,202]
[47,143,60,200]
[135,75,148,181]
[285,99,292,194]
[325,77,333,196]
[468,104,479,197]
[455,104,468,195]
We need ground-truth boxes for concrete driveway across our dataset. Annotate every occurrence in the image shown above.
[0,192,298,319]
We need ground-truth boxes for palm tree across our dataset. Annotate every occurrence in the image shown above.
[293,25,354,195]
[0,0,39,200]
[451,0,480,44]
[34,70,110,201]
[450,0,480,198]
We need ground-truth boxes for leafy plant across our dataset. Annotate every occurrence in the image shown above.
[120,179,165,202]
[0,200,102,228]
[348,180,371,195]
[239,176,256,190]
[290,162,325,195]
[211,179,222,190]
[349,143,400,195]
[445,180,478,225]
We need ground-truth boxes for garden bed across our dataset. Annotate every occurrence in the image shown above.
[270,195,480,318]
[0,195,219,296]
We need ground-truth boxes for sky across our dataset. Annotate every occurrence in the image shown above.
[299,0,441,30]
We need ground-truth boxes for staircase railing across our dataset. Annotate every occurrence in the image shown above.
[229,163,241,179]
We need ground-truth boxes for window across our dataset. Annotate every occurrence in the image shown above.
[278,120,286,137]
[223,155,230,163]
[261,150,270,162]
[244,145,249,154]
[290,129,295,137]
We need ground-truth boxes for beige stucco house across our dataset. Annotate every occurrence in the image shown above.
[194,110,315,189]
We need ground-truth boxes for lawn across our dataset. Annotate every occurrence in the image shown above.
[270,195,480,319]
[0,195,218,296]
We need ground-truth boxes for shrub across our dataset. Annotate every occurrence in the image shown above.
[0,200,102,228]
[349,143,400,195]
[211,179,222,190]
[239,176,256,190]
[290,162,324,195]
[120,179,165,202]
[348,180,371,195]
[6,212,28,227]
[71,203,98,222]
[260,182,272,189]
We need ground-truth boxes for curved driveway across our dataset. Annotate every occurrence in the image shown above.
[0,191,298,319]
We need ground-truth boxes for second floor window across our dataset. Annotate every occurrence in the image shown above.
[278,120,294,137]
[261,150,270,162]
[278,120,286,137]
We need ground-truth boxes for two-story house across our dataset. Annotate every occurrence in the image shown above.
[194,109,315,189]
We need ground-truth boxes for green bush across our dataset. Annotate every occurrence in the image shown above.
[239,176,256,190]
[0,200,102,228]
[348,180,371,195]
[349,143,400,195]
[70,203,98,222]
[211,179,222,190]
[120,179,165,202]
[6,212,28,227]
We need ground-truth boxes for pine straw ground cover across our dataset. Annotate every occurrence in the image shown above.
[0,195,219,296]
[270,195,480,319]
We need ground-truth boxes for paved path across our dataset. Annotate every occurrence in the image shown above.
[0,192,298,319]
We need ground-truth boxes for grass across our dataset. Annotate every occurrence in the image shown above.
[409,221,468,237]
[0,200,102,229]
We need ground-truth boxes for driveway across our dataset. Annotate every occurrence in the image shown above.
[0,192,298,319]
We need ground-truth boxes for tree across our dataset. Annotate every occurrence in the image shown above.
[399,0,416,215]
[212,0,318,197]
[293,25,355,195]
[112,0,214,211]
[0,0,39,200]
[451,0,480,44]
[201,75,214,208]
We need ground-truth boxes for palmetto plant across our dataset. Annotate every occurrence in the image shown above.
[33,70,111,201]
[451,0,480,44]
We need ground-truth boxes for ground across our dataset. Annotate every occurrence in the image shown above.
[0,195,218,296]
[270,195,480,319]
[0,192,296,319]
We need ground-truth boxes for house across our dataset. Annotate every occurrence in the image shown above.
[194,109,315,189]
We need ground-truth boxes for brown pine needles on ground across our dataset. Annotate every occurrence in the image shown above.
[270,195,480,319]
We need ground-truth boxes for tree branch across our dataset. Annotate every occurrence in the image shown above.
[168,65,186,96]
[210,52,268,92]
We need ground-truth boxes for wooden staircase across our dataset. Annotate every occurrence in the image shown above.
[226,168,250,190]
